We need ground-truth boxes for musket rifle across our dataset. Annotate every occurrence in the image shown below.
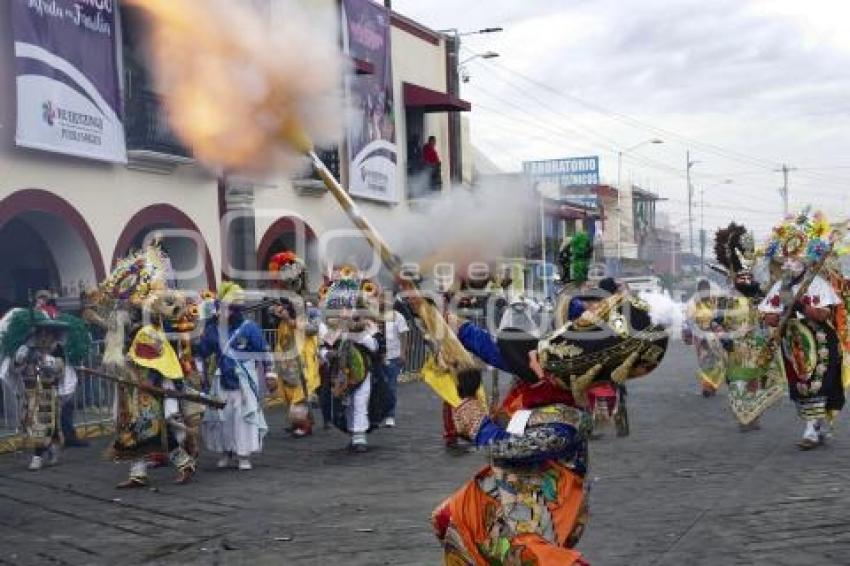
[75,367,226,409]
[757,245,835,370]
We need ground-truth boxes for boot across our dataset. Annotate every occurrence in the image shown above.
[350,431,368,453]
[797,420,821,450]
[117,461,148,488]
[174,464,195,485]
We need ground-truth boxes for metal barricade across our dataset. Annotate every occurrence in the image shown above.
[401,320,428,380]
[263,329,278,350]
[0,339,117,451]
[71,340,116,436]
[0,374,20,439]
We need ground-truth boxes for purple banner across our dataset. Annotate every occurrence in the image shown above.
[11,0,126,162]
[343,0,397,202]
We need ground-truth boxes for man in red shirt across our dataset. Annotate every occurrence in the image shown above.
[422,135,441,166]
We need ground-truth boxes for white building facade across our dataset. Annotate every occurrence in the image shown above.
[0,0,471,310]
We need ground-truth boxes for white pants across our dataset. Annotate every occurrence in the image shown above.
[347,375,371,436]
[205,388,264,458]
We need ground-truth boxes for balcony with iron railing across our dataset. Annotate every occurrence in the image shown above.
[123,85,193,170]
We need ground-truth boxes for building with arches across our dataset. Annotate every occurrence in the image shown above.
[0,1,472,312]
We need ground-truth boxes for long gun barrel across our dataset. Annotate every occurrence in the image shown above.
[307,150,476,371]
[75,367,226,409]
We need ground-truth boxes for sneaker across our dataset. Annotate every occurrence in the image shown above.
[46,446,60,466]
[383,417,396,428]
[292,427,311,438]
[217,455,232,469]
[353,443,368,453]
[238,458,252,471]
[28,456,42,471]
[798,421,821,450]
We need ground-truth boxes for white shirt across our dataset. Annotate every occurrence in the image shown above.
[758,275,839,314]
[384,311,409,360]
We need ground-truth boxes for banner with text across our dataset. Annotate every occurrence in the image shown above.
[12,0,127,163]
[342,0,398,203]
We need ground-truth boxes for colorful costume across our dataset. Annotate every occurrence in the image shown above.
[433,402,590,566]
[267,252,321,437]
[197,282,270,470]
[435,293,670,564]
[712,223,786,427]
[0,310,90,470]
[88,244,201,487]
[758,209,848,448]
[685,291,727,396]
[318,267,384,451]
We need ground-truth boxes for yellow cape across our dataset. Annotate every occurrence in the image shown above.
[420,354,486,408]
[128,324,183,380]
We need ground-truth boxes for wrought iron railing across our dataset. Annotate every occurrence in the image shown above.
[124,88,191,158]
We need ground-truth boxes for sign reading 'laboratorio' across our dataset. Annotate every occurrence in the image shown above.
[12,0,127,163]
[523,156,600,187]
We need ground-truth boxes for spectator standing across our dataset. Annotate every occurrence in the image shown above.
[421,136,442,191]
[381,295,409,428]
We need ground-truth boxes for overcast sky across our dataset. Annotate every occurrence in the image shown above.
[392,0,850,242]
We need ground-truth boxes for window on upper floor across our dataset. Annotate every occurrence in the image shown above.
[120,4,191,159]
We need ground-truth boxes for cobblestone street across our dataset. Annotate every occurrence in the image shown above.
[2,342,850,565]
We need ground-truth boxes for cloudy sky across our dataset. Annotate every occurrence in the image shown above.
[392,0,850,242]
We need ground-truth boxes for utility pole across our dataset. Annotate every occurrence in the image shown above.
[446,32,462,184]
[776,164,795,216]
[686,151,698,263]
[438,27,502,185]
[699,188,705,274]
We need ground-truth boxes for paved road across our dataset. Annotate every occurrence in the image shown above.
[1,342,849,565]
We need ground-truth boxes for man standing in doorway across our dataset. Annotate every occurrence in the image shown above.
[422,135,441,167]
[422,136,442,191]
[381,294,409,428]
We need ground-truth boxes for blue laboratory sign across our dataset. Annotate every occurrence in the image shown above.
[523,156,599,187]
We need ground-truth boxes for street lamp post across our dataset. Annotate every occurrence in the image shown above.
[459,51,500,65]
[459,52,500,82]
[439,27,503,184]
[616,139,663,275]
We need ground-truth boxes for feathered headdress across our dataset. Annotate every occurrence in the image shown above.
[319,265,379,312]
[98,243,170,306]
[763,208,841,266]
[0,309,91,364]
[714,222,755,276]
[268,251,307,293]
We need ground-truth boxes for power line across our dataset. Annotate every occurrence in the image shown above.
[466,52,850,193]
[466,54,782,170]
[472,101,848,207]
